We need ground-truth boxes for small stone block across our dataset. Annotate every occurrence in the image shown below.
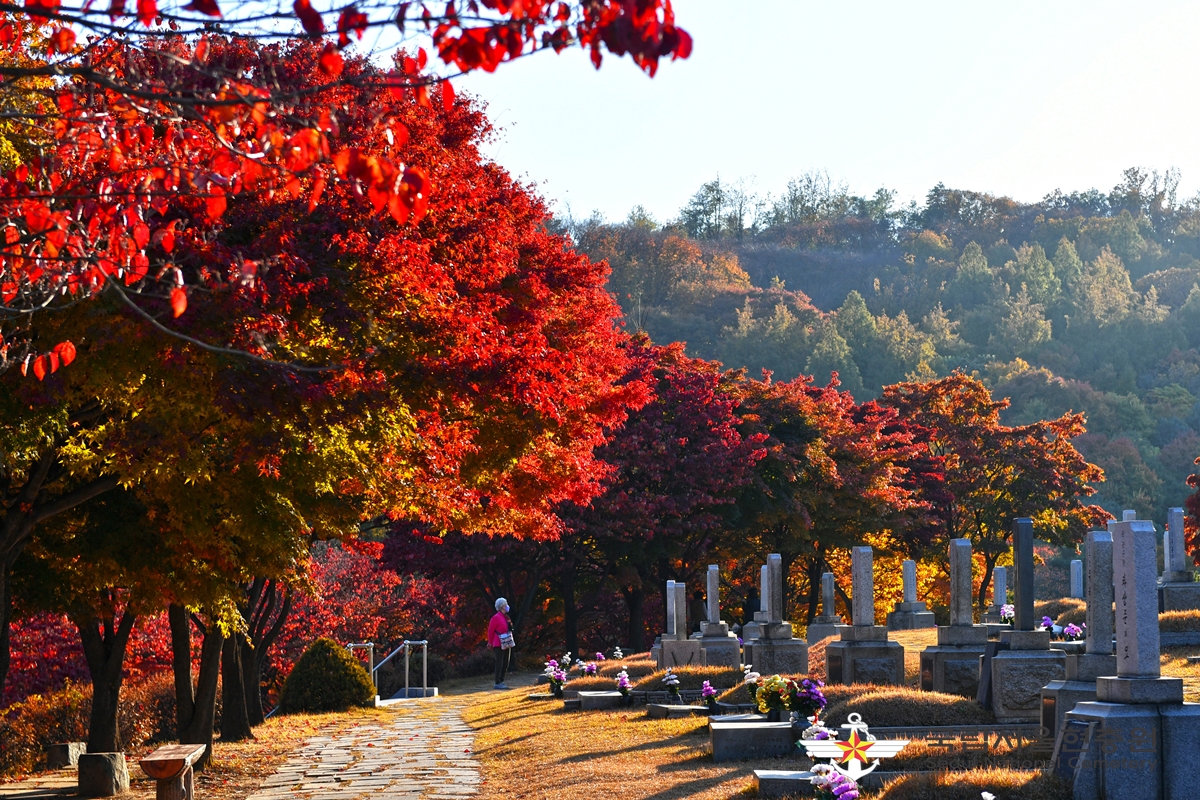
[578,691,626,711]
[840,625,888,642]
[806,622,846,643]
[1161,570,1195,584]
[526,693,555,701]
[47,742,86,769]
[710,721,795,762]
[646,703,708,719]
[658,639,703,669]
[78,753,130,798]
[1160,583,1200,612]
[1161,703,1200,800]
[1000,629,1051,650]
[937,625,988,646]
[1066,653,1117,682]
[1095,676,1184,704]
[754,770,816,798]
[562,699,581,711]
[760,622,794,640]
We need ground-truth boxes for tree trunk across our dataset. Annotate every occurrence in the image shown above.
[562,567,577,656]
[76,607,136,753]
[804,557,822,624]
[625,585,645,651]
[239,581,291,727]
[219,635,253,741]
[169,606,223,770]
[978,552,999,612]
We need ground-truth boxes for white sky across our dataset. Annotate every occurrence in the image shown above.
[454,0,1200,224]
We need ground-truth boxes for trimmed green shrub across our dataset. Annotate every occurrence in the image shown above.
[280,638,375,713]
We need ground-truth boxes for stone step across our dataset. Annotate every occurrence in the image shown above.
[561,699,581,711]
[645,704,709,719]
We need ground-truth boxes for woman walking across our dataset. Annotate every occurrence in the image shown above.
[488,597,514,690]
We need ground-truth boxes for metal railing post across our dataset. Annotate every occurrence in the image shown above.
[423,643,428,695]
[404,642,411,698]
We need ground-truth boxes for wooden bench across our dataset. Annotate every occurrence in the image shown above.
[139,744,206,800]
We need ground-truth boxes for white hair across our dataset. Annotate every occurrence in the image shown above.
[495,597,508,611]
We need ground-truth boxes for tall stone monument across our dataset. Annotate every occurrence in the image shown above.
[826,546,904,685]
[981,566,1008,631]
[744,554,808,674]
[807,572,847,643]
[1041,530,1117,739]
[989,518,1065,722]
[742,565,769,643]
[657,580,702,669]
[1057,518,1200,799]
[1159,507,1200,611]
[1069,559,1083,599]
[699,564,741,667]
[887,559,935,630]
[921,538,989,696]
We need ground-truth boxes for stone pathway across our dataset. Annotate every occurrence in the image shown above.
[246,703,480,800]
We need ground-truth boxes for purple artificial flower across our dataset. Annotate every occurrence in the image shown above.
[595,652,605,661]
[583,662,598,676]
[701,680,718,699]
[1042,615,1054,629]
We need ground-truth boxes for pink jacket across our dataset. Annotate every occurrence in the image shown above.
[487,611,509,648]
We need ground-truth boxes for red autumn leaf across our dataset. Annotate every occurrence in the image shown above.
[205,188,227,220]
[152,221,177,253]
[318,44,343,77]
[415,84,430,108]
[53,340,76,366]
[294,0,324,35]
[24,0,60,18]
[336,6,367,47]
[1,282,16,303]
[309,173,327,213]
[32,355,47,380]
[136,0,157,25]
[194,36,209,63]
[182,0,220,16]
[441,80,455,111]
[48,352,60,373]
[170,287,187,317]
[133,222,150,250]
[48,28,75,54]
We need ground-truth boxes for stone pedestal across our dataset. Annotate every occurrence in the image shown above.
[825,625,904,686]
[920,624,987,697]
[78,753,130,798]
[578,691,626,710]
[1159,581,1200,612]
[1041,652,1117,740]
[990,630,1065,723]
[1061,697,1200,800]
[806,617,846,644]
[886,601,935,630]
[746,622,808,674]
[710,721,797,762]
[658,639,703,669]
[699,621,741,668]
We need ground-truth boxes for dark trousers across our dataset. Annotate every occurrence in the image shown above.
[493,646,509,684]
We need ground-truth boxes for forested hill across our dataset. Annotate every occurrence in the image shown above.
[570,168,1200,523]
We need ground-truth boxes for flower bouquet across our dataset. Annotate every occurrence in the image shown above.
[701,680,718,711]
[743,665,761,704]
[583,662,598,676]
[544,659,568,697]
[809,764,859,799]
[788,678,827,720]
[595,652,606,662]
[756,674,792,720]
[663,669,681,702]
[999,603,1014,624]
[615,670,631,697]
[1063,623,1084,641]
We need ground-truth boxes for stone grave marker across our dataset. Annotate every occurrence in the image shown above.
[989,518,1065,723]
[826,546,904,685]
[1070,559,1083,599]
[1058,518,1200,800]
[657,580,702,669]
[982,566,1008,630]
[1160,506,1200,611]
[1042,529,1117,738]
[887,559,934,630]
[744,554,807,673]
[921,538,988,696]
[699,564,741,668]
[807,572,847,643]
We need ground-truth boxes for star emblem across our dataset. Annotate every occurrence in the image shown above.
[836,730,874,763]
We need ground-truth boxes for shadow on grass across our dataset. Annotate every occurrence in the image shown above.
[553,727,708,765]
